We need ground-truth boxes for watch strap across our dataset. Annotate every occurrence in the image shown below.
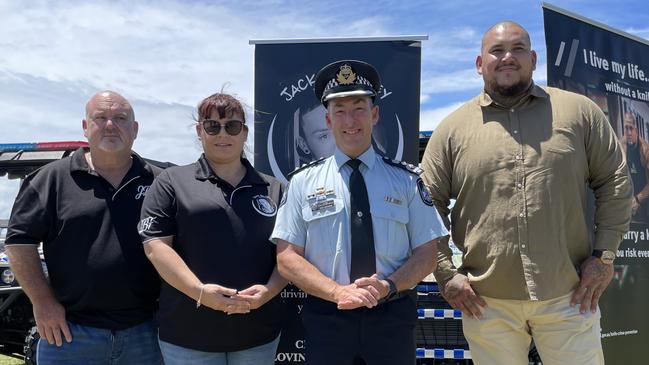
[385,278,397,299]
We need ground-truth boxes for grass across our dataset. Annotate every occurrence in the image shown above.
[0,355,22,365]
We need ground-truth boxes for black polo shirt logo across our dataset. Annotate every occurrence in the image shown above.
[135,185,151,200]
[251,195,277,217]
[138,217,157,234]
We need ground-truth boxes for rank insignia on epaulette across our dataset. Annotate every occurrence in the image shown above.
[287,157,326,179]
[381,156,423,175]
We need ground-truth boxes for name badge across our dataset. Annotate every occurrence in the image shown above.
[307,187,336,212]
[384,196,402,205]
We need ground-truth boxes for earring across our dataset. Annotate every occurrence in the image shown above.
[296,136,311,155]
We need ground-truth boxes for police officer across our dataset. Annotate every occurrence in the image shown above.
[272,60,448,365]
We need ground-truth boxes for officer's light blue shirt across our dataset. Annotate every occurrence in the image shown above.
[271,146,448,285]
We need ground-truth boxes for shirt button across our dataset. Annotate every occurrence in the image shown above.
[357,211,363,217]
[517,183,523,189]
[521,243,526,248]
[519,213,525,217]
[510,109,515,113]
[513,130,518,134]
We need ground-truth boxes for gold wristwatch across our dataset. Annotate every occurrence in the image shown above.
[592,249,616,264]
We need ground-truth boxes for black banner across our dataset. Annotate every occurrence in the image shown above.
[544,5,649,363]
[252,38,422,185]
[251,37,423,364]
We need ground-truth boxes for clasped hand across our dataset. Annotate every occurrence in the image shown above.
[200,283,273,314]
[335,274,390,310]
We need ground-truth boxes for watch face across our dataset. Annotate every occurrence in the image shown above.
[601,251,615,264]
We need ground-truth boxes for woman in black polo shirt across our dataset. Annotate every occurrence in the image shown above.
[139,92,286,365]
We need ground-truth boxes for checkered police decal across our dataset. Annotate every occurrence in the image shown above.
[252,195,278,217]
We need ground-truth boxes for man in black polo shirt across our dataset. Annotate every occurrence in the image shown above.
[6,91,163,364]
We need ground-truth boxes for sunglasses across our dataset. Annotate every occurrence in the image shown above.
[201,119,245,136]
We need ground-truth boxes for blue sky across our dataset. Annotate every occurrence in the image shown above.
[1,0,648,217]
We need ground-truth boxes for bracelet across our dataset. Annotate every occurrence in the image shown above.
[196,284,205,309]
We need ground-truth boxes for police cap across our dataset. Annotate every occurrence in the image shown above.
[314,60,381,106]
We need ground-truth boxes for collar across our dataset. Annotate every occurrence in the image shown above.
[333,145,376,172]
[195,154,268,186]
[478,82,548,107]
[70,147,153,177]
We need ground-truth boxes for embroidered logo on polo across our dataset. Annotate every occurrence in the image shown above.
[417,178,434,206]
[252,195,277,217]
[307,187,336,212]
[138,217,157,233]
[134,185,150,200]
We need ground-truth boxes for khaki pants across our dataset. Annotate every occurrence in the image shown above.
[462,293,604,365]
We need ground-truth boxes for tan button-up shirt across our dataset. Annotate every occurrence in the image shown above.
[421,85,632,300]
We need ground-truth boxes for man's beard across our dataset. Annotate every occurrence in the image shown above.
[488,79,530,98]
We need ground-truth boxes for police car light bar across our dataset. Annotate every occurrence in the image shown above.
[0,141,88,152]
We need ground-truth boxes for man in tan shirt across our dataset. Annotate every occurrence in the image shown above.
[421,21,632,365]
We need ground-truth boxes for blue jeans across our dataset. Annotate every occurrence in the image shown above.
[159,335,280,365]
[36,320,163,365]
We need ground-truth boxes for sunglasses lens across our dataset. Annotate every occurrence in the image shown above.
[202,120,244,135]
[225,121,243,135]
[202,120,221,135]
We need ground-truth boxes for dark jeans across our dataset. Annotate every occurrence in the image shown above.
[302,293,417,365]
[37,320,163,365]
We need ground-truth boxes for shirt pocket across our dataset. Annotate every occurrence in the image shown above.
[302,198,345,258]
[370,200,410,259]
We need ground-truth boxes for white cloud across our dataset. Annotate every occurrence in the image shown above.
[421,26,481,67]
[420,68,482,102]
[419,102,465,131]
[0,0,404,218]
[625,27,649,41]
[0,179,20,222]
[535,62,548,84]
[0,0,397,213]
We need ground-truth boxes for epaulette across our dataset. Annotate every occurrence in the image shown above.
[287,157,326,179]
[381,156,423,175]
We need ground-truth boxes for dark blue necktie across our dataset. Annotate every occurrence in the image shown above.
[347,159,376,281]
